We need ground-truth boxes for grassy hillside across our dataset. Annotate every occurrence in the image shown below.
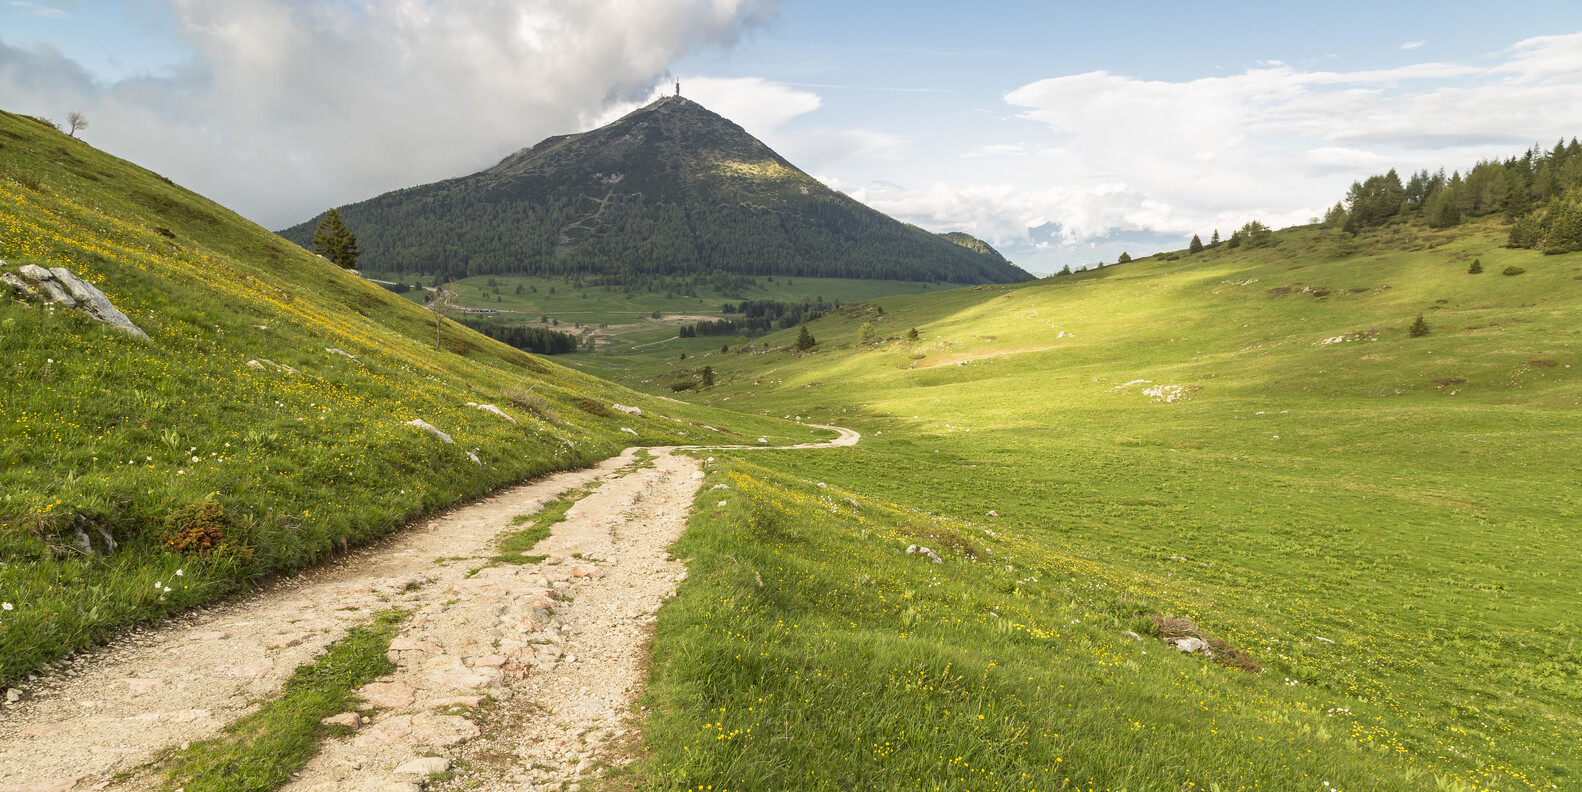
[0,109,824,684]
[607,217,1581,790]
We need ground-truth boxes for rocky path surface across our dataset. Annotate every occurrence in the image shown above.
[0,427,857,792]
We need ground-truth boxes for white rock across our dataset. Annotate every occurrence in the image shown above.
[473,403,516,423]
[405,419,453,444]
[987,510,998,517]
[47,267,148,338]
[612,404,642,416]
[394,757,452,775]
[1173,637,1209,654]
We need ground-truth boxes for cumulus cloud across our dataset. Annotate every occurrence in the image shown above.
[1401,40,1425,50]
[593,75,902,170]
[587,75,821,139]
[0,0,778,227]
[856,31,1582,251]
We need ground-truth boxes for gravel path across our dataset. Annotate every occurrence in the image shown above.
[0,427,857,792]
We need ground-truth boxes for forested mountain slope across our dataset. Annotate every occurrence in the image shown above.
[278,97,1029,286]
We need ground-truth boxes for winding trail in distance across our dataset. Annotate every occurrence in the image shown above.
[0,425,858,792]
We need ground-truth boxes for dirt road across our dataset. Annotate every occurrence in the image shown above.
[0,426,858,792]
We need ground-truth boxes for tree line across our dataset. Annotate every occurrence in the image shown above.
[1319,138,1582,252]
[454,318,580,355]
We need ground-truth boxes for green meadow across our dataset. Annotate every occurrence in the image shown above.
[607,218,1582,790]
[361,269,955,338]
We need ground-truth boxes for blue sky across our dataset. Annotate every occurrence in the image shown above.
[4,0,1581,271]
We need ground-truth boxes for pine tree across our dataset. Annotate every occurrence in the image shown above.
[859,321,877,344]
[1117,251,1132,263]
[1189,234,1204,254]
[906,327,920,341]
[311,208,361,269]
[1468,258,1483,274]
[1210,229,1221,246]
[1408,314,1431,337]
[795,325,816,351]
[701,366,715,387]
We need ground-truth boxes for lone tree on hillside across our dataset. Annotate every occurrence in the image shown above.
[795,324,816,351]
[906,327,920,341]
[1468,258,1483,274]
[859,321,877,344]
[1189,234,1204,254]
[312,208,361,269]
[66,111,87,138]
[701,365,715,387]
[1408,314,1431,337]
[1117,252,1132,263]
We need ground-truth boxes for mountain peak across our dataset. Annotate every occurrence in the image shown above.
[281,98,1030,285]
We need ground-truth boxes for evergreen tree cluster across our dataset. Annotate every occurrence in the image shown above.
[1319,138,1582,240]
[455,318,579,354]
[311,208,361,270]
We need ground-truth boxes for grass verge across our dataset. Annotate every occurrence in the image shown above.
[489,485,599,565]
[161,609,408,792]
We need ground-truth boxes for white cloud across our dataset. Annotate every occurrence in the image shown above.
[0,0,778,227]
[586,75,821,141]
[858,31,1582,248]
[1401,40,1425,50]
[592,75,903,171]
[8,1,67,18]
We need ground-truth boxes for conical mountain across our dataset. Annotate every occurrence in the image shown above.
[279,96,1028,284]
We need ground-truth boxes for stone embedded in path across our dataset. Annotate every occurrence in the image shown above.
[394,757,452,775]
[20,723,63,737]
[425,695,485,708]
[389,638,443,654]
[321,712,363,730]
[122,678,168,693]
[426,669,500,690]
[352,713,479,747]
[271,632,314,649]
[193,631,232,640]
[358,680,417,709]
[0,774,88,792]
[125,709,209,724]
[470,655,508,669]
[223,657,273,679]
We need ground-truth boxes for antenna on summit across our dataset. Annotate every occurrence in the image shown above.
[675,80,680,97]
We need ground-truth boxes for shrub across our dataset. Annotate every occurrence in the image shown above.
[574,397,611,417]
[163,500,232,557]
[1408,314,1431,337]
[1468,259,1482,274]
[1502,266,1525,276]
[906,327,920,341]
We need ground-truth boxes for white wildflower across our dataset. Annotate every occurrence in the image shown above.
[2,602,12,611]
